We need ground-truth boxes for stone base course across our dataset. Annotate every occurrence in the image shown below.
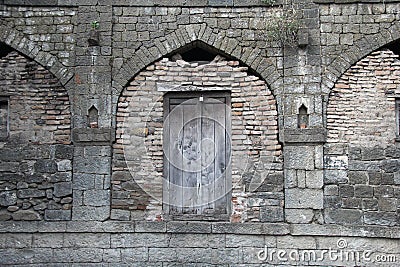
[0,221,398,266]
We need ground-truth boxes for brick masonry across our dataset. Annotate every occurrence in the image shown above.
[0,0,400,265]
[325,49,400,226]
[0,51,72,221]
[112,56,282,222]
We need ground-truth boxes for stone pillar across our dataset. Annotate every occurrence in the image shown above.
[283,129,325,223]
[71,3,113,221]
[279,0,324,223]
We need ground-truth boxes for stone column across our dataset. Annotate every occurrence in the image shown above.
[279,0,324,223]
[71,3,113,221]
[283,129,325,223]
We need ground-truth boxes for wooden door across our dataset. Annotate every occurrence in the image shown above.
[164,92,231,219]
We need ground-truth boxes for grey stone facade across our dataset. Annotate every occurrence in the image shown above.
[0,0,399,265]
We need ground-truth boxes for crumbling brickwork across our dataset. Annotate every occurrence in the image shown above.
[325,49,400,226]
[113,55,283,222]
[0,51,72,221]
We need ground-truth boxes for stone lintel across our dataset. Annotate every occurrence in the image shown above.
[284,128,326,144]
[72,128,115,145]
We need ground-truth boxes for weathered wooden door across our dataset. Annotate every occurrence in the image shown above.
[164,92,231,219]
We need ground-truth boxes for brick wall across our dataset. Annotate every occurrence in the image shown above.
[0,50,72,221]
[325,49,400,226]
[112,55,283,222]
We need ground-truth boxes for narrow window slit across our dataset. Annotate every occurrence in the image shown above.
[88,105,99,128]
[298,104,309,129]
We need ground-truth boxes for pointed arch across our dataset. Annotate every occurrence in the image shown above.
[0,22,74,87]
[321,21,400,94]
[113,24,282,97]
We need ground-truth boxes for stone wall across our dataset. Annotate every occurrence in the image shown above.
[325,49,400,226]
[0,51,72,221]
[1,6,76,68]
[0,0,400,265]
[0,221,399,266]
[112,55,283,222]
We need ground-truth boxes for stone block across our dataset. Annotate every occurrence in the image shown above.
[324,208,362,225]
[169,233,224,248]
[57,160,72,171]
[32,233,63,248]
[52,248,103,263]
[54,145,73,159]
[374,185,394,197]
[0,191,17,206]
[44,210,71,221]
[0,211,12,221]
[135,221,167,233]
[348,171,368,184]
[211,247,241,264]
[277,235,316,249]
[49,172,72,183]
[393,171,400,186]
[284,128,326,143]
[380,159,400,173]
[349,160,380,172]
[53,182,72,197]
[342,197,361,209]
[73,157,111,175]
[324,155,348,169]
[167,221,211,233]
[12,210,41,221]
[111,233,168,248]
[17,189,46,198]
[324,169,348,184]
[73,173,96,189]
[306,170,323,189]
[364,211,397,226]
[285,209,314,223]
[362,199,378,211]
[0,247,53,265]
[72,206,109,221]
[284,146,314,170]
[368,172,382,185]
[285,188,323,209]
[0,233,32,248]
[120,247,148,262]
[382,173,394,185]
[34,159,58,173]
[339,185,354,197]
[72,128,115,145]
[225,234,264,248]
[212,222,262,234]
[110,209,130,221]
[361,146,385,160]
[260,206,284,222]
[324,185,338,196]
[297,170,306,188]
[377,198,397,212]
[63,233,110,248]
[285,169,297,188]
[83,190,110,207]
[354,185,373,198]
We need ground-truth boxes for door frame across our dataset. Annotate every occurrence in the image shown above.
[163,91,232,221]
